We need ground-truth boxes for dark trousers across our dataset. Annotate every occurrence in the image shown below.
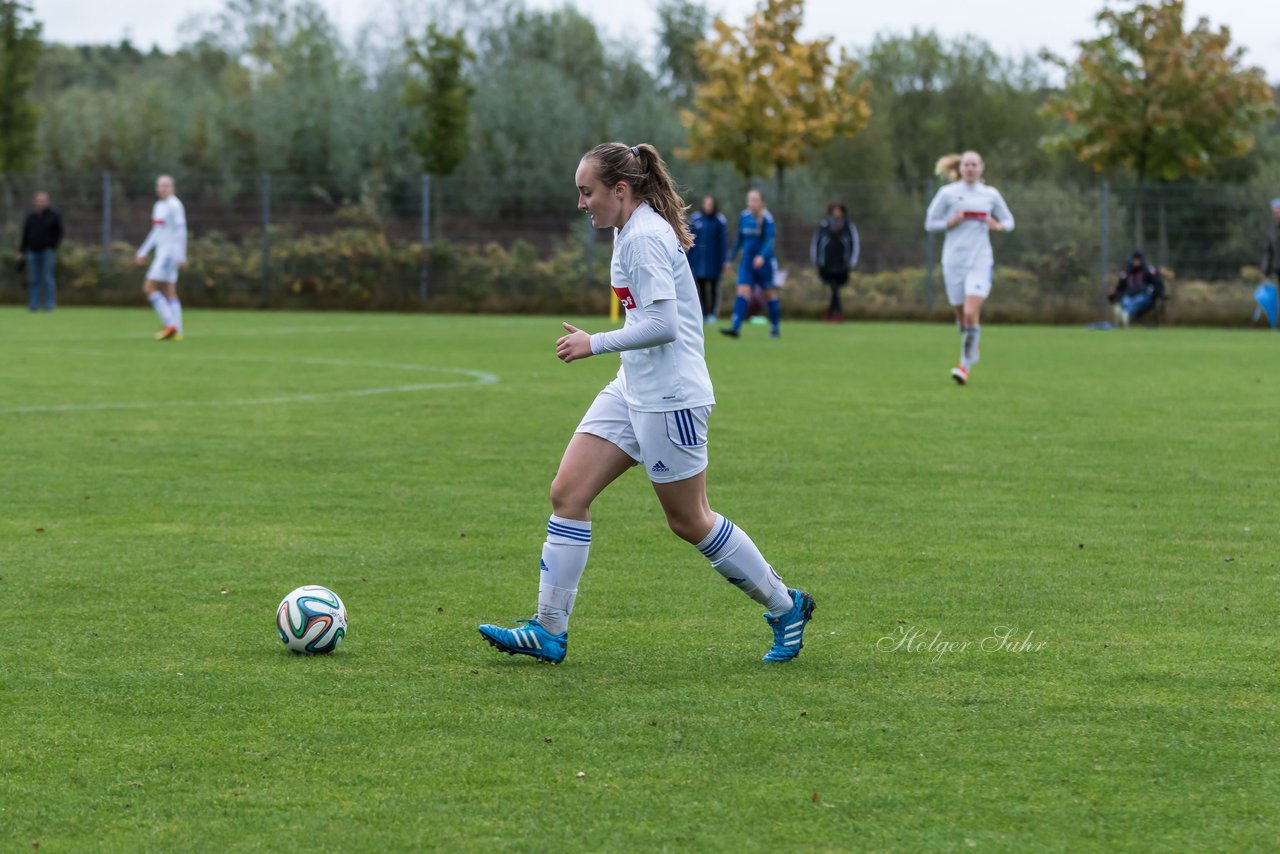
[821,273,848,318]
[695,277,720,317]
[26,249,57,311]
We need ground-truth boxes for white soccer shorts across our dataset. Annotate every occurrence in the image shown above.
[146,255,181,284]
[576,380,710,483]
[943,264,992,306]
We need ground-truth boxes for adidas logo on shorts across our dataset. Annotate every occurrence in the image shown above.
[651,460,670,473]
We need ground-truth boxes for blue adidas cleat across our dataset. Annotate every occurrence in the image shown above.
[478,618,567,664]
[762,588,815,662]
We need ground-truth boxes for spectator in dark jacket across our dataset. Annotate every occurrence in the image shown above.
[1262,198,1280,281]
[18,191,63,312]
[810,202,859,322]
[688,195,729,323]
[1109,250,1164,328]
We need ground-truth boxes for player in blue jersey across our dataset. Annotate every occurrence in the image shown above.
[925,152,1014,385]
[721,189,781,339]
[478,143,815,665]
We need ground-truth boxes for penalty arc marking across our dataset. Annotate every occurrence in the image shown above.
[0,357,498,415]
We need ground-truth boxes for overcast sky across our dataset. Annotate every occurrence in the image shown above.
[34,0,1280,82]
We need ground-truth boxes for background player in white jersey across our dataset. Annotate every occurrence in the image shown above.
[135,175,188,341]
[478,142,815,665]
[924,151,1014,385]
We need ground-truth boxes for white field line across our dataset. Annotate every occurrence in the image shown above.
[0,354,498,414]
[0,324,378,344]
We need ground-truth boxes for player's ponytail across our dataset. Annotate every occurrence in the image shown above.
[935,153,962,182]
[583,142,694,250]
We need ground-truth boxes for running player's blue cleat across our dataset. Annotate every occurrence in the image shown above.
[478,618,567,664]
[762,588,815,662]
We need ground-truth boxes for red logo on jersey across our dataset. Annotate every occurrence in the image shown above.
[612,286,637,311]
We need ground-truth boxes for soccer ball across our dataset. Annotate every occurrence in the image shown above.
[276,585,347,654]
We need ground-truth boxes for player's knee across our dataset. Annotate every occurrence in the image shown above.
[665,511,711,545]
[142,280,154,295]
[549,478,588,518]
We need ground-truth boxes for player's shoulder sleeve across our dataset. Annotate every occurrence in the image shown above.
[625,231,678,306]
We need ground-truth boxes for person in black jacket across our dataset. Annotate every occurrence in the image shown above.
[17,192,64,312]
[1262,198,1280,282]
[687,195,729,323]
[810,202,859,322]
[1109,250,1164,328]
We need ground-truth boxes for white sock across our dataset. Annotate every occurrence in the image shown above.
[696,514,792,615]
[961,326,981,369]
[148,291,172,326]
[168,298,183,334]
[535,515,591,635]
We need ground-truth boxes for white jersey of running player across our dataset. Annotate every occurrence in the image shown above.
[136,195,188,277]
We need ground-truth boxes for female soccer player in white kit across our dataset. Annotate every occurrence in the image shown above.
[478,142,815,664]
[924,151,1014,384]
[135,175,188,341]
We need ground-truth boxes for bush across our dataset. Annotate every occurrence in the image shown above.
[0,230,1263,326]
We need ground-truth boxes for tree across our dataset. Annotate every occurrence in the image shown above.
[655,0,710,103]
[403,25,474,177]
[681,0,870,208]
[1040,0,1276,250]
[0,0,42,173]
[857,30,1057,185]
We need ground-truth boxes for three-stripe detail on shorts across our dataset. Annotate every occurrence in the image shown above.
[671,409,701,446]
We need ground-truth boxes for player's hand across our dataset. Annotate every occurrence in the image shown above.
[134,256,146,266]
[179,260,188,270]
[987,219,1006,232]
[947,212,965,228]
[752,255,764,269]
[556,322,593,363]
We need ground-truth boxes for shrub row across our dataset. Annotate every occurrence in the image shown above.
[2,229,1264,326]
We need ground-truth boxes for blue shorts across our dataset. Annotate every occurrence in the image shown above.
[737,260,775,289]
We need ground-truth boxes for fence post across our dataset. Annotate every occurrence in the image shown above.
[260,173,271,299]
[1099,180,1110,318]
[923,179,936,313]
[101,171,111,273]
[419,173,431,303]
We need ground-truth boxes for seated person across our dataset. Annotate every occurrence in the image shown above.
[1109,251,1164,327]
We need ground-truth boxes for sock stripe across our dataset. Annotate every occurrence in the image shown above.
[547,521,591,543]
[698,517,735,558]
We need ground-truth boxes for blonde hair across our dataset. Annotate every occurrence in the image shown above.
[582,142,693,250]
[935,151,983,182]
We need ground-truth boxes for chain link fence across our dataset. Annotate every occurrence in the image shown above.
[3,171,1273,323]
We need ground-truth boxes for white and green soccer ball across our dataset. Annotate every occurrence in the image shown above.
[276,585,347,654]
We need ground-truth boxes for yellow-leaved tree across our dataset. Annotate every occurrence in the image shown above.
[681,0,870,209]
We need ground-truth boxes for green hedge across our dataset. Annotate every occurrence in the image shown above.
[3,229,1263,325]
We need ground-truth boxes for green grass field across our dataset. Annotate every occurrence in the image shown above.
[2,307,1276,852]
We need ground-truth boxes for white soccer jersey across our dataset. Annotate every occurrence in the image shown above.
[924,181,1014,269]
[137,196,188,263]
[608,203,715,412]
